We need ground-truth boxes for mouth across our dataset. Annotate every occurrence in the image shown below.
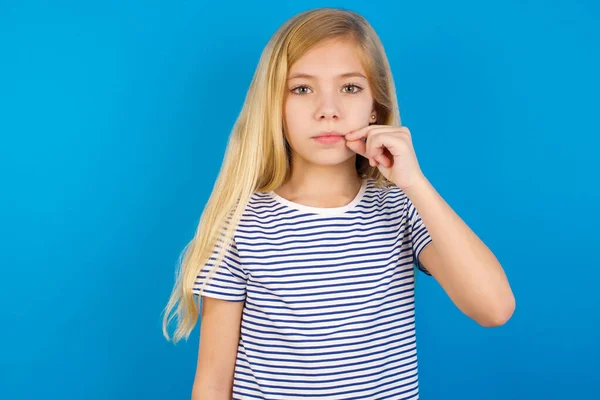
[312,132,345,144]
[313,131,345,138]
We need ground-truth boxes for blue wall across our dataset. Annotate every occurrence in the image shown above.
[1,1,598,399]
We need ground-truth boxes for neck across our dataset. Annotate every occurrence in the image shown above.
[275,156,364,208]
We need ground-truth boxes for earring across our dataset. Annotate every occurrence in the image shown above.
[371,115,376,120]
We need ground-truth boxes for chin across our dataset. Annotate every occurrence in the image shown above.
[302,152,356,167]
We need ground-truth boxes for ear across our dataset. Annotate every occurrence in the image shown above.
[369,111,377,125]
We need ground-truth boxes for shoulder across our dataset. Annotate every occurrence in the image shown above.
[244,190,281,216]
[235,189,295,228]
[364,179,409,210]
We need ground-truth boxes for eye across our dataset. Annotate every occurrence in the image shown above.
[289,83,364,95]
[342,84,363,94]
[290,85,312,95]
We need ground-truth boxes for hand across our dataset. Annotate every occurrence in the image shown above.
[345,125,426,190]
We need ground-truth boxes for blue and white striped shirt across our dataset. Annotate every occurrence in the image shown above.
[194,178,433,399]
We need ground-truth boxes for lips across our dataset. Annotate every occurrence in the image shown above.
[313,131,344,138]
[313,132,345,144]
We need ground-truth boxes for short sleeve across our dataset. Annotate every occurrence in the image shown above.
[406,195,434,275]
[192,236,247,302]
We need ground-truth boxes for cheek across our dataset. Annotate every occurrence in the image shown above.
[350,97,375,119]
[283,99,309,133]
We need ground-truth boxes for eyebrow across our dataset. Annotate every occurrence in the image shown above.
[287,72,368,81]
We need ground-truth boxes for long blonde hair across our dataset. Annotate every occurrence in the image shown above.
[162,7,403,343]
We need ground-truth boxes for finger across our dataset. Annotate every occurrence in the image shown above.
[368,134,394,168]
[344,125,381,141]
[376,152,392,167]
[363,134,375,165]
[366,133,384,159]
[375,132,409,158]
[345,137,367,157]
[374,148,391,167]
[369,144,384,164]
[346,138,379,167]
[345,125,399,141]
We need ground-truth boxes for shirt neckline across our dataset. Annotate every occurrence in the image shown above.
[267,178,369,216]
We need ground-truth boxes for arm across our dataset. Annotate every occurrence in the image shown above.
[191,297,244,400]
[405,176,515,327]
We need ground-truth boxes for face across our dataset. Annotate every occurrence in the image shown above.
[283,37,375,168]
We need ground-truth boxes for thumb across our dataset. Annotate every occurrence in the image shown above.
[345,139,367,157]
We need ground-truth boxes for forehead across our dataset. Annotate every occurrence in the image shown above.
[288,38,367,77]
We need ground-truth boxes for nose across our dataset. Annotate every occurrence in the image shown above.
[314,90,341,121]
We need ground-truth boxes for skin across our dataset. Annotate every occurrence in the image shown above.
[191,33,515,400]
[345,124,516,327]
[279,36,515,327]
[277,36,376,206]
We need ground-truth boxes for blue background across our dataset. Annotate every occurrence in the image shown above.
[1,1,598,399]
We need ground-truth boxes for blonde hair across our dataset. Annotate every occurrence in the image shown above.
[162,7,403,343]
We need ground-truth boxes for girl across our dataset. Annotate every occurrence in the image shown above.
[163,7,515,400]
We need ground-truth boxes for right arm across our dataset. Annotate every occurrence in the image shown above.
[191,296,244,400]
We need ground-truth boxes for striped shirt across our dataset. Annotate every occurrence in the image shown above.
[193,178,433,399]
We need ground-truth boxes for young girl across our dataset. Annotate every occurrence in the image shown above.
[163,7,515,400]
